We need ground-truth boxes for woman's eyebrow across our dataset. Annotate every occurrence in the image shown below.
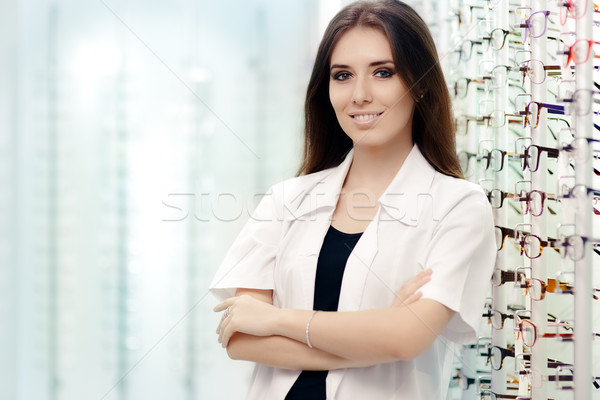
[330,60,395,71]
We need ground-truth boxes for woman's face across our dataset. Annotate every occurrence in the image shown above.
[329,27,415,150]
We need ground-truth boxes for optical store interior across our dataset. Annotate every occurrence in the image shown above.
[1,0,599,399]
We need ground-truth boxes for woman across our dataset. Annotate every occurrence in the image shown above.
[210,1,496,399]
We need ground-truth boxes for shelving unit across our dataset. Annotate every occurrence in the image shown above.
[442,0,600,398]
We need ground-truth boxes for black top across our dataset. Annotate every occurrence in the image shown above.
[285,225,363,400]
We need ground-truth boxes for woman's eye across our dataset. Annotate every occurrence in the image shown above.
[375,69,393,78]
[333,72,352,81]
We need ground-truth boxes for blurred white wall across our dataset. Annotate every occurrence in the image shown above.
[0,1,430,399]
[1,0,320,399]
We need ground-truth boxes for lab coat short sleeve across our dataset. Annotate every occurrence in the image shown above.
[209,184,282,302]
[419,188,497,344]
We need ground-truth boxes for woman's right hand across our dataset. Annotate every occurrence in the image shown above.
[391,269,432,308]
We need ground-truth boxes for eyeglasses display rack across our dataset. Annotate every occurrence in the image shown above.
[439,0,600,398]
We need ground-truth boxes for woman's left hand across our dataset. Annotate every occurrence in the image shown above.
[391,268,431,308]
[214,295,281,347]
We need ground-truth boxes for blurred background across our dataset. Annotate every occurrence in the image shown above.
[0,0,435,399]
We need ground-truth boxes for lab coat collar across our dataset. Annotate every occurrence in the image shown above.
[378,144,436,226]
[283,149,354,221]
[285,144,436,226]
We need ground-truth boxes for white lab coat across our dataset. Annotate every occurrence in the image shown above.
[210,144,497,399]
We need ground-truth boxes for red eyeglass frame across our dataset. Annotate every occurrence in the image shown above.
[563,39,600,67]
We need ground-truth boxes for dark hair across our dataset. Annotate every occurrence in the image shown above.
[297,0,463,179]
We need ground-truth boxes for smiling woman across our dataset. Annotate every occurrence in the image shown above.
[210,1,496,399]
[298,0,463,179]
[328,27,416,152]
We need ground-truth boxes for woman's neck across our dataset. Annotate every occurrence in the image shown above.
[344,141,413,197]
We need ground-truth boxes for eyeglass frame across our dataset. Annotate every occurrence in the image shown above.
[514,312,574,347]
[495,225,517,251]
[555,233,600,261]
[453,371,491,390]
[484,307,523,330]
[519,59,562,85]
[515,230,560,259]
[460,39,483,61]
[485,189,518,209]
[518,144,559,172]
[481,110,523,128]
[562,39,600,67]
[454,77,486,98]
[481,28,519,51]
[559,0,600,25]
[455,114,484,135]
[523,101,565,128]
[491,269,524,286]
[458,150,479,174]
[561,89,600,116]
[485,345,520,370]
[486,64,521,90]
[483,342,566,371]
[519,366,575,390]
[519,10,559,43]
[480,148,520,172]
[518,189,558,216]
[484,307,560,330]
[519,276,574,300]
[456,3,485,27]
[559,137,600,167]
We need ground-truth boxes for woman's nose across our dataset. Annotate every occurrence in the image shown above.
[352,77,372,104]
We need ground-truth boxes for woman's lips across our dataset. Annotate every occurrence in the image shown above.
[350,112,383,127]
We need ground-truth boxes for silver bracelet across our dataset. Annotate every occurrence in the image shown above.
[306,310,319,348]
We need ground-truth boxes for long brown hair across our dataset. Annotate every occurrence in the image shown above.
[297,0,463,179]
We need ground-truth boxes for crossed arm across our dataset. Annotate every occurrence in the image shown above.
[214,269,455,371]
